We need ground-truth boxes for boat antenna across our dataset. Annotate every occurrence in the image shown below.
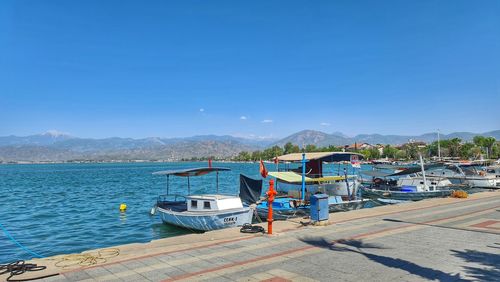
[419,153,428,191]
[187,176,190,195]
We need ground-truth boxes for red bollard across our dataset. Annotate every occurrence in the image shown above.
[266,179,277,235]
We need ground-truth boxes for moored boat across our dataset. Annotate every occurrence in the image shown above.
[152,167,253,231]
[426,163,499,189]
[361,155,455,201]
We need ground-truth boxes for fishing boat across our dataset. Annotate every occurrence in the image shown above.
[484,165,500,181]
[151,167,254,231]
[361,156,454,201]
[426,163,499,189]
[251,152,371,220]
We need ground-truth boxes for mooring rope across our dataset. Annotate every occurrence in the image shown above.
[240,223,265,234]
[0,222,44,259]
[51,248,120,268]
[0,260,58,282]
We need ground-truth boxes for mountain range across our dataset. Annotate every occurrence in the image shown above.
[273,130,500,148]
[0,130,498,162]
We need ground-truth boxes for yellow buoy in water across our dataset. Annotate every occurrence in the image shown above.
[119,203,127,212]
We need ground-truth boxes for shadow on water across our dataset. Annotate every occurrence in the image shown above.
[150,223,200,238]
[299,237,463,281]
[451,249,500,281]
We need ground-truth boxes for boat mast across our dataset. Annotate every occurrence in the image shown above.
[419,153,428,191]
[437,129,441,161]
[216,171,219,193]
[301,153,306,201]
[187,176,190,195]
[167,175,170,195]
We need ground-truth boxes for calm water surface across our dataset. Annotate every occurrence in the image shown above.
[0,162,265,263]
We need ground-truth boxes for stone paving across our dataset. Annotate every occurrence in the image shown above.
[4,192,499,282]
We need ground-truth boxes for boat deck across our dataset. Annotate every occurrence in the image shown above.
[6,190,500,282]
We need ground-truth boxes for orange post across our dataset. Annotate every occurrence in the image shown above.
[266,179,277,235]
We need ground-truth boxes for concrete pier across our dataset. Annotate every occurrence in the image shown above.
[3,191,499,282]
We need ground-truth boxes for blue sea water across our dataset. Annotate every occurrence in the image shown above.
[0,162,266,263]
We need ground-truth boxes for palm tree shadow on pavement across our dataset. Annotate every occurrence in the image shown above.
[451,249,500,281]
[299,237,464,281]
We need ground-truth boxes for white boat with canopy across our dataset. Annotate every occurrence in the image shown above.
[151,167,253,231]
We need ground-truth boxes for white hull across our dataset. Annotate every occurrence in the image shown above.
[158,207,253,231]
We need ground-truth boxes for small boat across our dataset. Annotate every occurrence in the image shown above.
[152,167,253,231]
[255,195,369,220]
[361,187,452,201]
[361,155,454,201]
[427,163,499,189]
[484,165,500,181]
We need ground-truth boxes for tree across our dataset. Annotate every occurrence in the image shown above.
[395,150,407,160]
[235,151,251,161]
[382,145,397,159]
[403,143,419,159]
[283,142,300,154]
[473,136,486,147]
[283,142,294,154]
[470,146,482,159]
[360,148,381,160]
[483,137,496,158]
[251,150,262,161]
[459,143,474,159]
[491,142,500,159]
[262,145,284,160]
[448,138,462,158]
[305,144,317,152]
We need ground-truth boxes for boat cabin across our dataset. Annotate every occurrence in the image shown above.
[186,195,244,212]
[153,167,246,213]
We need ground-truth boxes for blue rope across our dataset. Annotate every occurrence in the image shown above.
[0,222,45,259]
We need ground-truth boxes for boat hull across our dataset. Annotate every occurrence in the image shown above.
[158,207,253,231]
[361,187,452,201]
[446,177,499,189]
[255,199,370,221]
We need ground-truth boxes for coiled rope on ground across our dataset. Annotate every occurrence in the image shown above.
[0,260,58,282]
[50,248,120,268]
[240,223,265,234]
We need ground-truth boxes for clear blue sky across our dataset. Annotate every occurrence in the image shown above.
[1,0,499,139]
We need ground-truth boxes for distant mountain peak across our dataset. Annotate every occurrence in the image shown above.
[42,130,71,138]
[331,131,350,138]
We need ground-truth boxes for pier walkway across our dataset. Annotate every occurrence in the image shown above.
[5,191,500,282]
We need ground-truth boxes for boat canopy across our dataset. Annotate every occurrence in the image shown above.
[361,163,445,178]
[276,152,364,163]
[389,164,443,176]
[153,167,230,177]
[269,171,351,183]
[360,170,392,177]
[269,171,314,183]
